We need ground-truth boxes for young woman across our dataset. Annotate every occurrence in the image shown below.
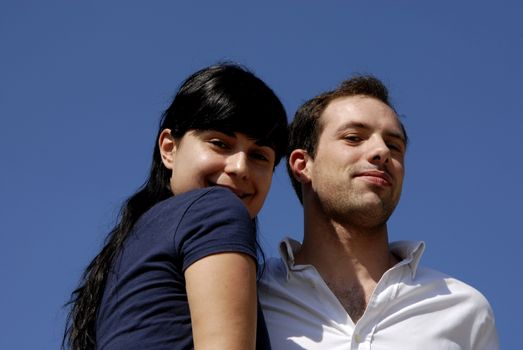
[64,64,288,350]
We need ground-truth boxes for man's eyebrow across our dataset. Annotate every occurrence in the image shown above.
[336,121,406,144]
[335,121,369,134]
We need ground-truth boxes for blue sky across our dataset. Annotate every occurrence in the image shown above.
[1,1,521,348]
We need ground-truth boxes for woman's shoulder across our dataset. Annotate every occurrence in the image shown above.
[159,186,247,214]
[171,188,256,270]
[140,187,250,229]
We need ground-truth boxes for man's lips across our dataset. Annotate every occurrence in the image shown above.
[354,170,392,186]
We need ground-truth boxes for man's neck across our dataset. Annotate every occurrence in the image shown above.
[294,205,399,322]
[295,215,395,280]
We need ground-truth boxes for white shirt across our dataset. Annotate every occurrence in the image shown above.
[259,239,499,350]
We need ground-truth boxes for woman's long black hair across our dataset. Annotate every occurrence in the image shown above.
[63,63,288,350]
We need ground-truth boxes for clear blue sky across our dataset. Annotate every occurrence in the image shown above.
[1,1,521,348]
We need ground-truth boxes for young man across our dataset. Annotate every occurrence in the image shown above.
[259,76,499,349]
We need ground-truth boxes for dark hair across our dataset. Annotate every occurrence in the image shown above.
[63,63,288,350]
[287,75,407,203]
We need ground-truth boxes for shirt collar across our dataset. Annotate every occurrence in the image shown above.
[389,240,425,279]
[278,238,425,280]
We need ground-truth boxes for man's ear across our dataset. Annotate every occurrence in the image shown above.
[158,129,177,170]
[288,149,312,184]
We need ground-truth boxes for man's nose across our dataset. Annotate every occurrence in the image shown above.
[368,137,391,165]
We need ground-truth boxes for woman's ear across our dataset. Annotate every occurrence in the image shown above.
[288,149,312,184]
[159,129,177,170]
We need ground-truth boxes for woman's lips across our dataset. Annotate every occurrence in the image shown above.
[213,184,252,199]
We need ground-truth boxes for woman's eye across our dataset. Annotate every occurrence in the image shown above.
[251,152,269,162]
[209,139,229,149]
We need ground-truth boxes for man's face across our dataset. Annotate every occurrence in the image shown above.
[306,95,406,227]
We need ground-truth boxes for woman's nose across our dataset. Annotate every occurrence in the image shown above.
[225,152,249,179]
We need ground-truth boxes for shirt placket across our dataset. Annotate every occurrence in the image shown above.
[349,265,404,350]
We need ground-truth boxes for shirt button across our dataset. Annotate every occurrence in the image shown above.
[355,334,362,343]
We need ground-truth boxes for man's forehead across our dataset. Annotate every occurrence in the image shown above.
[321,96,400,130]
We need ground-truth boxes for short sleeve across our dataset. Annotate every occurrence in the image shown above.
[174,187,257,272]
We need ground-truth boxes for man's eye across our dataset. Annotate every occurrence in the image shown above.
[345,135,362,142]
[387,143,404,152]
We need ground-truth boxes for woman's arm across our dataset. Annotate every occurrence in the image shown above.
[185,252,257,350]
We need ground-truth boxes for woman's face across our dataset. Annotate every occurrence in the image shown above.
[159,129,276,218]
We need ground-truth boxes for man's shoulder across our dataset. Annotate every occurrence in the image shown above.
[260,256,287,283]
[390,240,492,310]
[259,238,303,284]
[413,265,493,311]
[403,265,498,347]
[416,265,481,291]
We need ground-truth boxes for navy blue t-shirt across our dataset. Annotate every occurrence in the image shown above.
[96,187,271,349]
